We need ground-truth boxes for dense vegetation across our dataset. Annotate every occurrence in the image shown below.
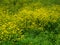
[0,0,60,45]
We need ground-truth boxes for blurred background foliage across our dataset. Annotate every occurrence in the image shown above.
[0,0,60,45]
[0,0,60,14]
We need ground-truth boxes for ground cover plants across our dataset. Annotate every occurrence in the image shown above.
[0,0,60,45]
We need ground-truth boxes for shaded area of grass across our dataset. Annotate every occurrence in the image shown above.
[1,31,60,45]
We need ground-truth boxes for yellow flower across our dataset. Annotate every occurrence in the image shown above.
[2,24,6,30]
[4,30,9,34]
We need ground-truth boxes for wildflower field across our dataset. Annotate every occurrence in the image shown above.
[0,0,60,45]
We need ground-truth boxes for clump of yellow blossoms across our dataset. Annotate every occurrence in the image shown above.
[0,4,60,41]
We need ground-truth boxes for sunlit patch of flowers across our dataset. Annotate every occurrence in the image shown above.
[0,4,60,42]
[0,21,23,41]
[15,5,60,31]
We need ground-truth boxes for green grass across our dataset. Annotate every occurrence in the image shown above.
[0,0,60,45]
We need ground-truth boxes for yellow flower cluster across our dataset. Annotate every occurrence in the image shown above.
[15,5,60,30]
[0,21,22,40]
[0,4,60,41]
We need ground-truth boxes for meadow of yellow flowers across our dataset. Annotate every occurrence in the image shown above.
[0,0,60,45]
